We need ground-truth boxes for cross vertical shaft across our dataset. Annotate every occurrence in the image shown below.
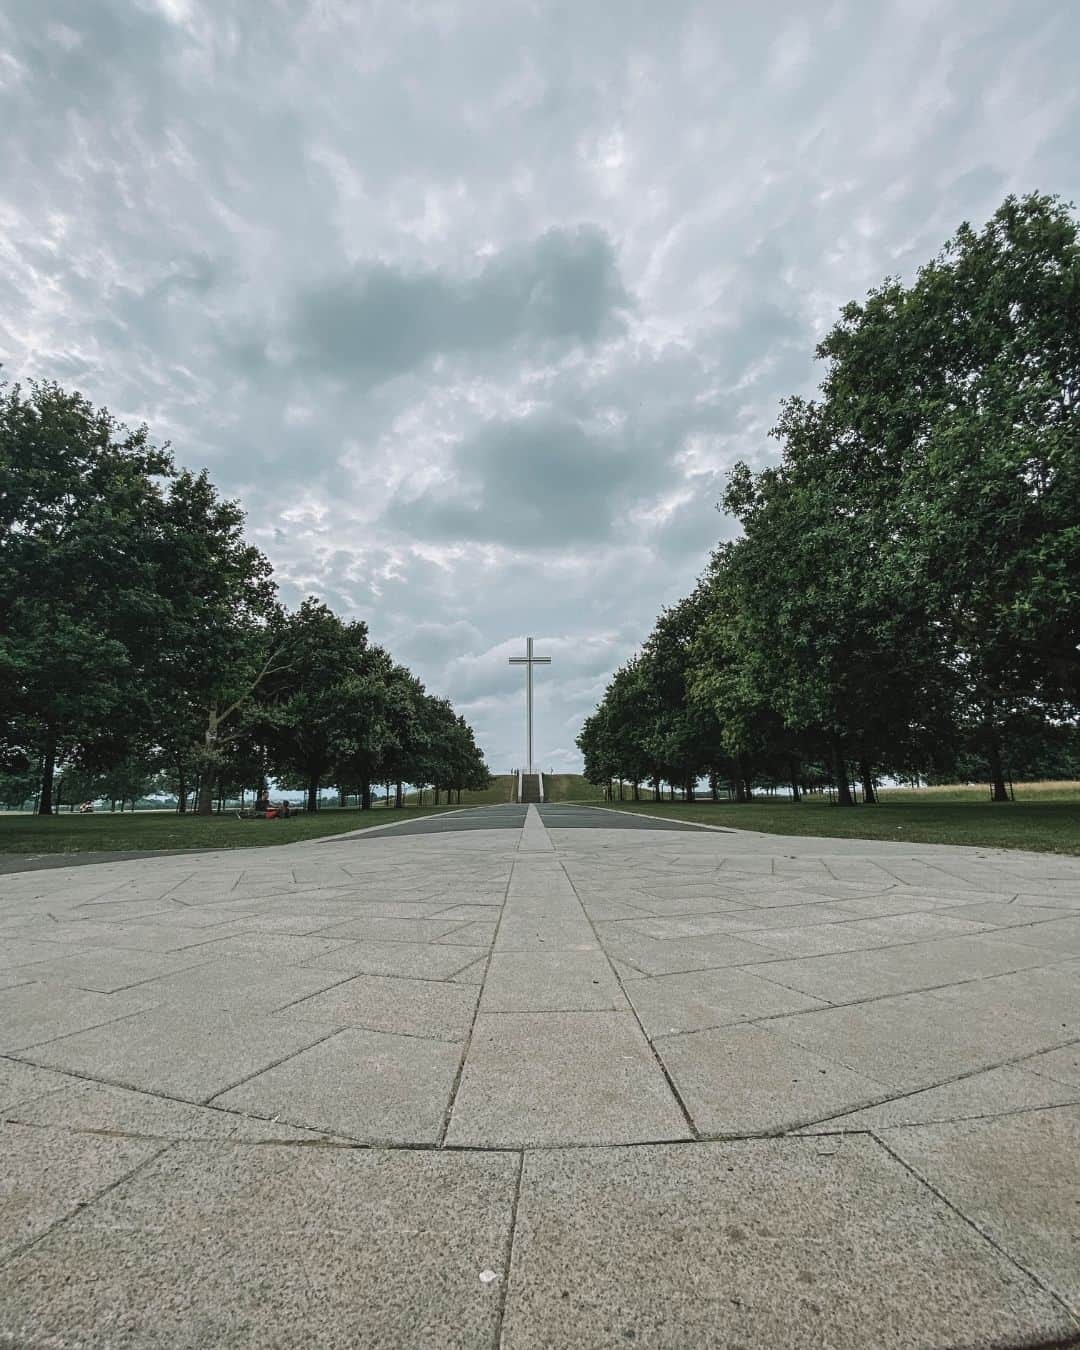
[509,637,552,774]
[526,636,534,776]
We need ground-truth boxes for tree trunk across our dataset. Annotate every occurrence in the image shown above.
[38,728,58,815]
[196,708,222,816]
[618,780,624,801]
[686,778,695,803]
[632,780,640,801]
[307,776,319,812]
[710,772,719,803]
[859,759,877,805]
[984,711,1010,803]
[361,783,372,811]
[734,777,746,803]
[395,782,403,808]
[833,738,854,807]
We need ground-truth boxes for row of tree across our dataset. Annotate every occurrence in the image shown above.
[579,194,1080,804]
[1,381,489,814]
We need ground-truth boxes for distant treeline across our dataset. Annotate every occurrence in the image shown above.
[579,195,1080,805]
[0,382,489,814]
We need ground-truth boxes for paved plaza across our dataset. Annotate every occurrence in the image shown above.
[1,803,1079,1347]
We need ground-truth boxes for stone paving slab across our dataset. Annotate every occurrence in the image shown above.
[279,971,480,1040]
[212,1027,464,1142]
[0,1140,518,1348]
[4,803,1080,1345]
[655,1020,889,1134]
[767,989,1076,1092]
[0,982,157,1054]
[445,1011,691,1147]
[750,932,1058,1002]
[625,964,828,1037]
[797,1062,1080,1131]
[500,1137,1076,1349]
[1025,1043,1080,1087]
[104,953,349,1015]
[19,1005,337,1102]
[479,950,626,1012]
[881,1106,1080,1317]
[303,937,488,980]
[5,1077,346,1143]
[4,944,218,993]
[1,1122,166,1265]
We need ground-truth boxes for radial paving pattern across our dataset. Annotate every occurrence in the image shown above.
[1,803,1078,1347]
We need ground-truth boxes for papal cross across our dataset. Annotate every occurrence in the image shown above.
[508,637,551,774]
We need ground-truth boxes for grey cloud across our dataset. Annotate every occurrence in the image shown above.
[386,412,670,547]
[288,226,630,384]
[2,0,1075,773]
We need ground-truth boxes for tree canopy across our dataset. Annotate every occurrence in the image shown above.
[579,195,1080,804]
[0,380,488,814]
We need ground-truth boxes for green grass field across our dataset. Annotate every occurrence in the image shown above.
[7,781,1078,858]
[0,805,459,857]
[601,782,1080,855]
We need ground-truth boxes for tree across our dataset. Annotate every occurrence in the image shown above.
[0,381,171,813]
[1,380,489,823]
[580,195,1080,804]
[817,193,1080,798]
[259,600,371,812]
[151,470,283,815]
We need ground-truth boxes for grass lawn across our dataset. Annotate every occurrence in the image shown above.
[0,805,461,857]
[600,783,1080,856]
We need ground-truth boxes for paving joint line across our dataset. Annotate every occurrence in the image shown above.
[802,1096,1080,1135]
[435,859,516,1147]
[200,1025,351,1106]
[786,1036,1080,1134]
[0,1136,178,1271]
[559,850,700,1142]
[869,1130,1080,1333]
[493,1150,526,1348]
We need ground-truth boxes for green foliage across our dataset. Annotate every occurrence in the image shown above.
[580,194,1080,805]
[0,381,171,812]
[0,381,488,821]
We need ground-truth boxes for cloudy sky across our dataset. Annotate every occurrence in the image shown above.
[2,1,1076,773]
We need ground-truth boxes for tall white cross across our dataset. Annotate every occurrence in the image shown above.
[508,637,551,774]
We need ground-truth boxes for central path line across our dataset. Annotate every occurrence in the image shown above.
[441,813,693,1149]
[518,804,555,852]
